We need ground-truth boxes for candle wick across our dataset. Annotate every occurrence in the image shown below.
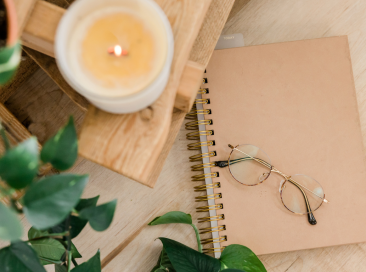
[108,45,128,57]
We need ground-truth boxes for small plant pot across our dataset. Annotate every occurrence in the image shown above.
[0,0,21,85]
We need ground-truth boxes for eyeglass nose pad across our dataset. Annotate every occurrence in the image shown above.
[259,172,270,182]
[279,180,286,193]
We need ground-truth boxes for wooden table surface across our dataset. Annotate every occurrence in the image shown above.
[4,0,366,271]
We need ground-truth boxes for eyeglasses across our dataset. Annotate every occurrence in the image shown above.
[215,144,329,225]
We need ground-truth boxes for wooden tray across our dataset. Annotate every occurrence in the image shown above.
[14,0,234,187]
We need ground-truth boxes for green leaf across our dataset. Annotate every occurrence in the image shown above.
[29,238,65,266]
[220,245,266,272]
[79,199,117,232]
[50,216,88,239]
[55,264,68,272]
[50,196,99,239]
[0,67,18,85]
[28,227,82,261]
[0,137,39,189]
[40,116,78,171]
[158,237,221,272]
[71,250,101,272]
[69,241,82,258]
[0,42,20,64]
[0,202,23,241]
[28,227,63,265]
[23,174,89,229]
[0,42,21,85]
[0,241,46,272]
[151,247,176,272]
[28,227,49,240]
[75,196,100,211]
[148,212,202,253]
[148,211,192,226]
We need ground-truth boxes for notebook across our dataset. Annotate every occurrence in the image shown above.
[187,35,366,257]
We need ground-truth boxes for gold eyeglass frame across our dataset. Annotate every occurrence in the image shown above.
[215,144,329,225]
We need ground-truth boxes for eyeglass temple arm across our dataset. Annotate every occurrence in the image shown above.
[217,145,317,225]
[286,177,317,225]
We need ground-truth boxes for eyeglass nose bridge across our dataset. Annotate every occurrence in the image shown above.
[271,167,291,180]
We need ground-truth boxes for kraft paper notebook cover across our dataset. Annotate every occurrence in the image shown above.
[188,36,366,257]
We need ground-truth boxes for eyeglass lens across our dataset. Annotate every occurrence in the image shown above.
[228,144,325,214]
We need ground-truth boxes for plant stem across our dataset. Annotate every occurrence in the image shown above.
[67,251,72,272]
[191,224,203,253]
[10,199,23,213]
[64,214,72,271]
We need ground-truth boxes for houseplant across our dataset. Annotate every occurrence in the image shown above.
[148,211,267,272]
[0,117,117,272]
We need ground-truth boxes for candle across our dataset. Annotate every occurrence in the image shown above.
[55,0,174,113]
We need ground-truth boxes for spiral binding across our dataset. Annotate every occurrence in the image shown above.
[189,151,216,162]
[186,73,226,255]
[185,119,212,130]
[191,162,216,171]
[186,130,213,140]
[191,172,218,182]
[196,204,223,213]
[187,141,215,151]
[201,236,227,244]
[199,225,226,233]
[194,182,221,191]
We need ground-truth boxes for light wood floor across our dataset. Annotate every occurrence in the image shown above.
[4,0,366,271]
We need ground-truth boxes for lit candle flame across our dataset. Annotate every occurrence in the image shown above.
[108,45,128,57]
[114,45,122,56]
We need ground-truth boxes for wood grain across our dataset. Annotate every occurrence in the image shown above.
[174,60,205,112]
[173,0,236,112]
[2,0,69,105]
[0,52,38,103]
[144,108,186,183]
[4,68,85,143]
[13,0,37,34]
[23,47,89,111]
[145,0,235,186]
[0,103,52,175]
[79,0,212,187]
[21,1,65,57]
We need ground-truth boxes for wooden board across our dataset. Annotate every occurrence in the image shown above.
[21,1,65,57]
[0,103,52,176]
[0,52,38,103]
[78,0,212,187]
[23,47,89,111]
[146,0,235,185]
[13,0,37,35]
